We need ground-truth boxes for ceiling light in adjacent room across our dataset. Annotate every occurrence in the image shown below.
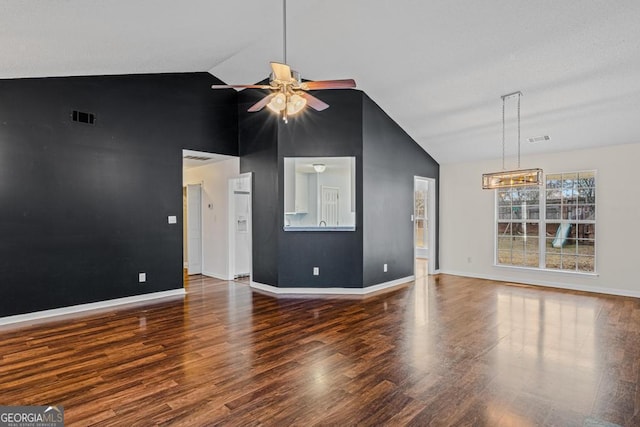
[313,163,326,173]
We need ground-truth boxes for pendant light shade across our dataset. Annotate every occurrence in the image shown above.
[482,168,543,189]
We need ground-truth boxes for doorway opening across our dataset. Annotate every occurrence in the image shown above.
[228,173,252,283]
[414,176,436,276]
[182,149,244,286]
[184,183,202,275]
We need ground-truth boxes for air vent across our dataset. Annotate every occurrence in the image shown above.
[527,135,550,143]
[184,155,212,161]
[71,110,96,125]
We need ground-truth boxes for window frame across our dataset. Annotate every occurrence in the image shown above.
[494,170,597,275]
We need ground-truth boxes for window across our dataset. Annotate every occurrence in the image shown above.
[497,187,540,268]
[495,171,596,273]
[544,172,596,272]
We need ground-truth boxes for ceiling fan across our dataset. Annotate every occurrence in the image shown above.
[211,63,356,123]
[210,0,356,123]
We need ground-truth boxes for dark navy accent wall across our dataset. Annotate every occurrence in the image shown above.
[240,90,438,290]
[362,94,440,287]
[0,73,237,317]
[277,90,364,288]
[238,89,279,286]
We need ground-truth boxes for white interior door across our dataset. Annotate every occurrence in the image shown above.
[186,184,202,275]
[321,186,339,226]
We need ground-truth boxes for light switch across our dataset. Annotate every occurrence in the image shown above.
[168,215,177,224]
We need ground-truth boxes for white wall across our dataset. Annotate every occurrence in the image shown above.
[440,142,640,297]
[183,157,240,280]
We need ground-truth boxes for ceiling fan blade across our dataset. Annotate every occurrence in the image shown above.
[211,84,273,89]
[300,92,329,111]
[270,62,292,82]
[301,79,356,90]
[248,94,275,112]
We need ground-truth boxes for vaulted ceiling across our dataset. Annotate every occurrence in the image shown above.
[3,0,639,164]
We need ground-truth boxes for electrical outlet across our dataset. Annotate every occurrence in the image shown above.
[168,215,177,224]
[313,267,319,276]
[383,263,388,272]
[139,272,146,283]
[467,257,472,264]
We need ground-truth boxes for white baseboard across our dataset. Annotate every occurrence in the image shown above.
[0,288,186,327]
[439,269,640,299]
[202,271,229,281]
[250,276,414,296]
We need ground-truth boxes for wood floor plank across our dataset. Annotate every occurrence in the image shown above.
[1,270,639,426]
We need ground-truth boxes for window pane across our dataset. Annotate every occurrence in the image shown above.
[577,242,595,256]
[562,205,580,220]
[561,241,577,255]
[546,205,561,220]
[497,236,512,251]
[512,237,525,252]
[545,252,561,269]
[577,172,595,188]
[562,173,578,190]
[526,205,540,219]
[577,224,595,240]
[577,256,595,272]
[546,238,561,254]
[525,223,539,236]
[578,188,596,204]
[561,255,577,271]
[546,189,562,203]
[498,207,512,220]
[547,174,562,188]
[525,253,539,267]
[574,205,596,220]
[497,222,510,235]
[498,251,512,264]
[522,189,540,204]
[498,190,512,205]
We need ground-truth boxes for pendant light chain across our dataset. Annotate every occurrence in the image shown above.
[517,92,521,169]
[502,96,506,170]
[500,91,523,170]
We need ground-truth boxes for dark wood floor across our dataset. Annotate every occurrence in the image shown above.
[1,268,639,426]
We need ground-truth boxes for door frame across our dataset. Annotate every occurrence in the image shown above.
[186,183,203,275]
[227,173,253,281]
[414,176,437,275]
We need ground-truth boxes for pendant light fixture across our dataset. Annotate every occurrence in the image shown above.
[482,91,543,189]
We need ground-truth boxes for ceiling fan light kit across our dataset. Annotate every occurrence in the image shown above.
[210,0,356,123]
[482,91,543,189]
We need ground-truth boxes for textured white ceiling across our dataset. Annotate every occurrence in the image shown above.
[2,0,640,164]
